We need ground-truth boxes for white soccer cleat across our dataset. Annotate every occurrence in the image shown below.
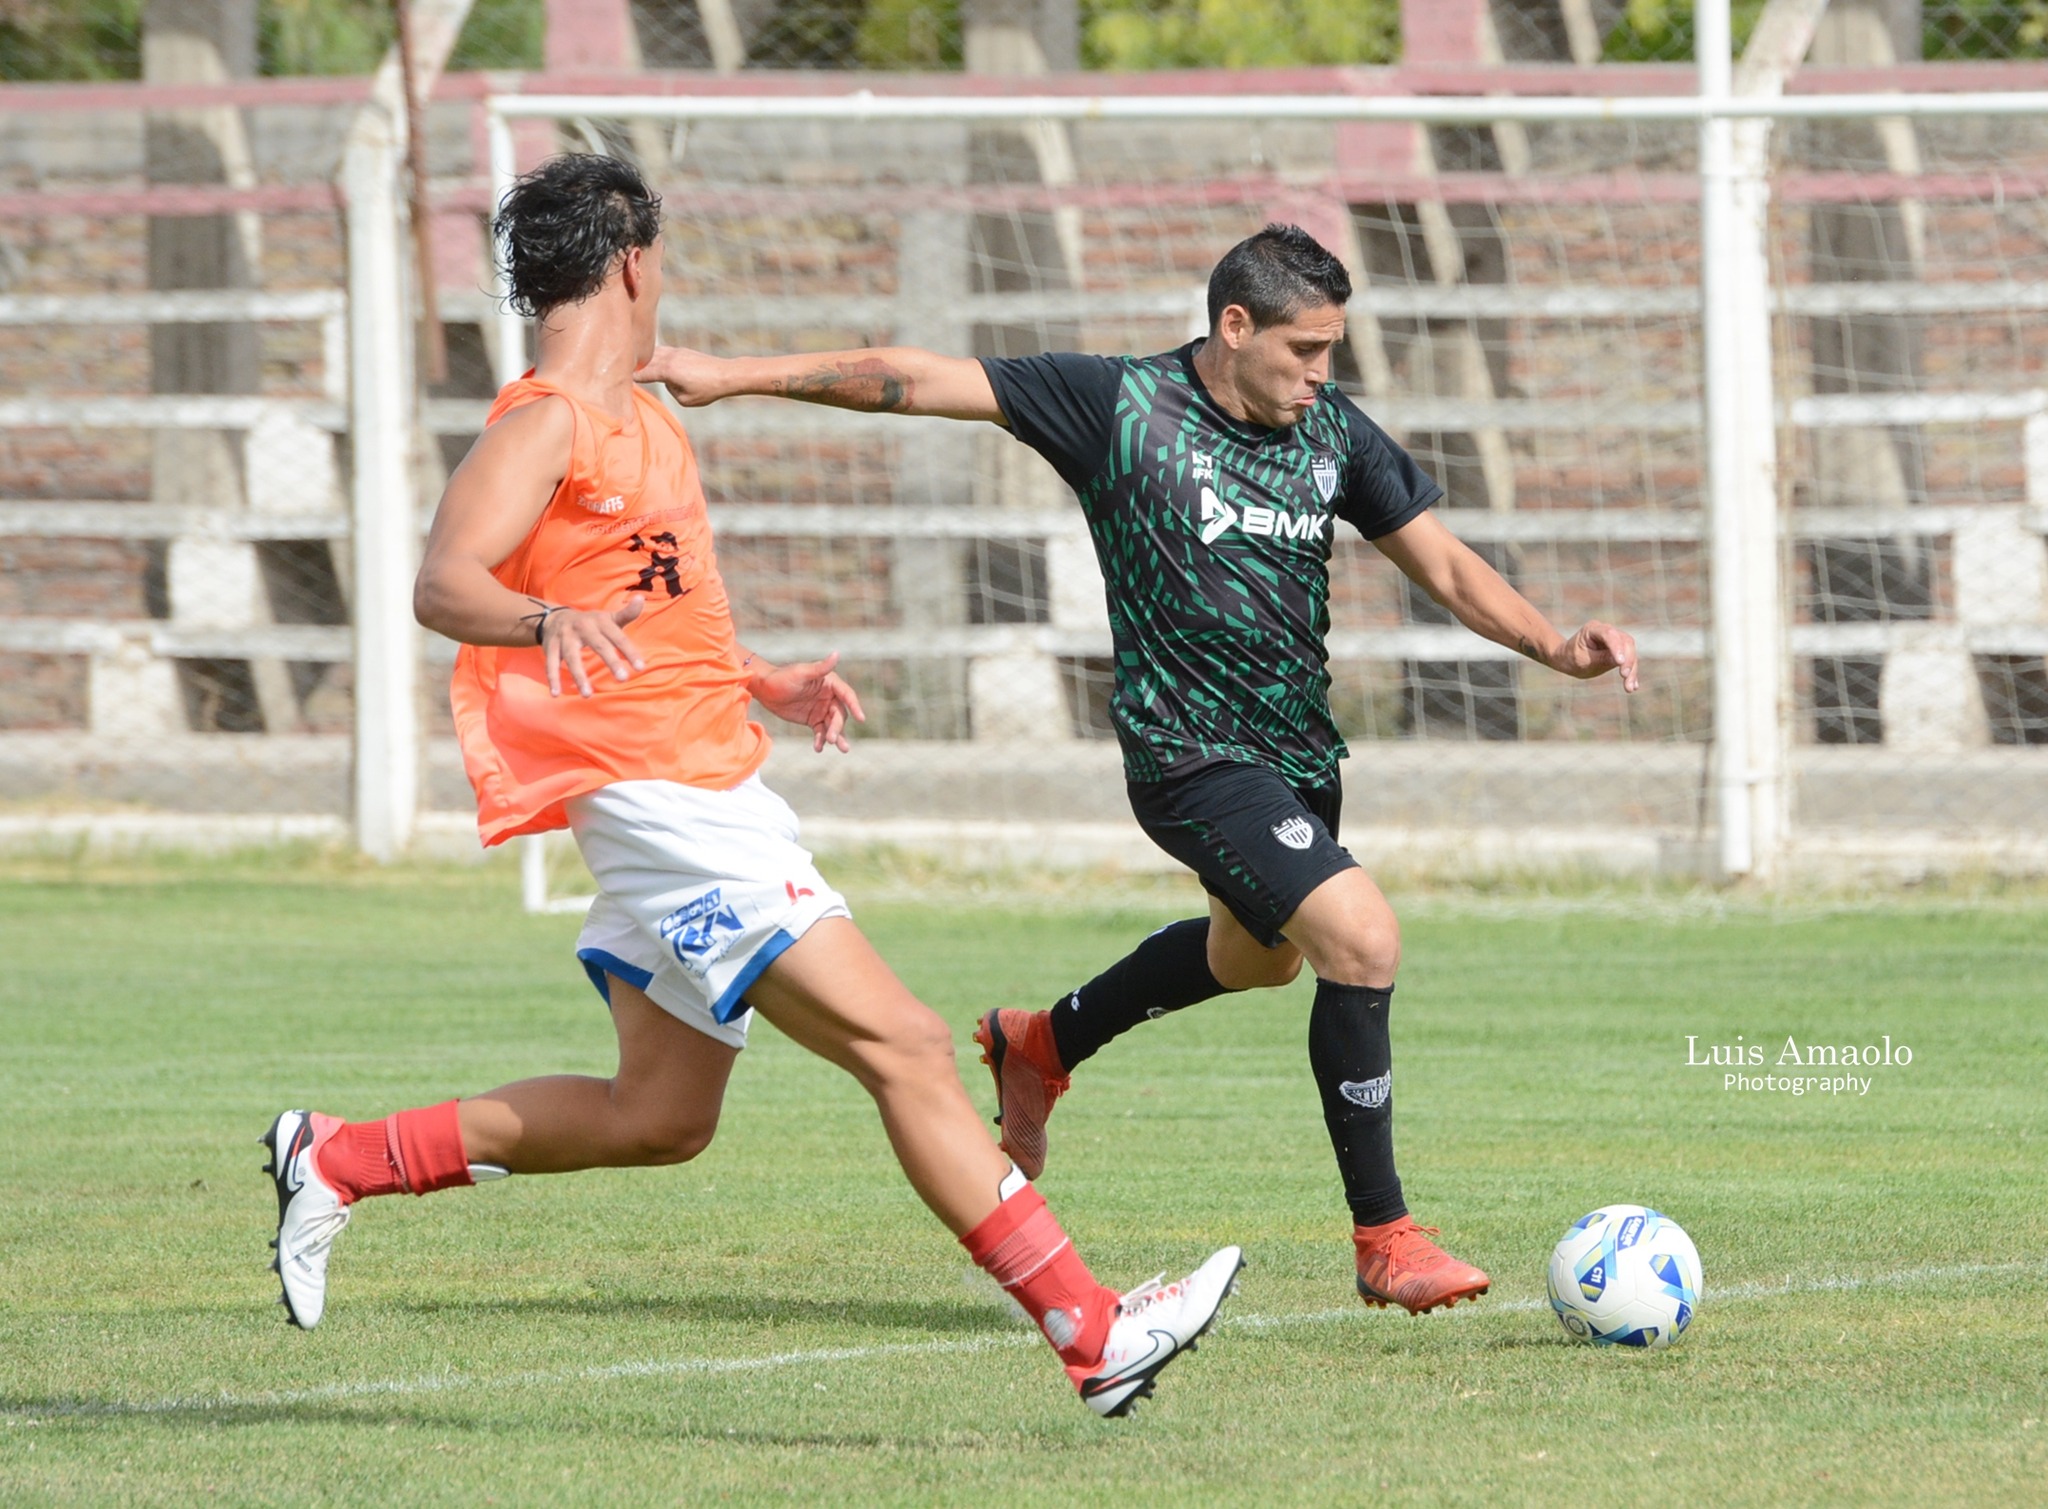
[1070,1245,1244,1418]
[261,1109,351,1330]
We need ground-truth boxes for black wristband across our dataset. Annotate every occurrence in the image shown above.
[528,604,565,645]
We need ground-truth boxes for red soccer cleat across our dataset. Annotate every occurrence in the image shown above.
[972,1008,1070,1180]
[1353,1217,1491,1315]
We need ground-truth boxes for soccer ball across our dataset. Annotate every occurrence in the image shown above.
[1546,1205,1702,1349]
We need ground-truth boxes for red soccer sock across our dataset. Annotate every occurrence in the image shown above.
[315,1100,473,1205]
[960,1184,1118,1367]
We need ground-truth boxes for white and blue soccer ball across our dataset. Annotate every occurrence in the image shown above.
[1546,1204,1702,1350]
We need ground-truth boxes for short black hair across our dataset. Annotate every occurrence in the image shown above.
[1206,224,1352,331]
[494,154,663,319]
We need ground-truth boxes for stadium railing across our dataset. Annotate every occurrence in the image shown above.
[4,60,2046,893]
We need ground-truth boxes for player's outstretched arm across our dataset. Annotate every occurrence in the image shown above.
[415,397,648,698]
[637,345,1006,423]
[1373,512,1641,693]
[738,646,867,753]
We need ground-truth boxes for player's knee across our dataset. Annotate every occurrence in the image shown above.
[1264,950,1308,988]
[629,1110,719,1166]
[1314,914,1401,987]
[1210,945,1302,991]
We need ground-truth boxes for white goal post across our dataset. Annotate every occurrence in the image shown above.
[469,73,2048,911]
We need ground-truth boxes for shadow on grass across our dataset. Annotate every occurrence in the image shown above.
[379,1288,1008,1336]
[0,1396,1089,1449]
[0,1291,1031,1424]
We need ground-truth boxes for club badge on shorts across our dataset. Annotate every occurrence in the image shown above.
[1272,817,1314,850]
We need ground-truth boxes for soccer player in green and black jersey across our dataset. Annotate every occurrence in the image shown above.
[641,224,1640,1315]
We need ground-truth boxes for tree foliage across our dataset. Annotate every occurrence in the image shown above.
[0,0,540,81]
[10,0,2046,82]
[1603,0,2048,60]
[1,0,142,81]
[1083,0,1397,69]
[860,0,1399,70]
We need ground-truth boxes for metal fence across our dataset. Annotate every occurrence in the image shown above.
[5,51,2047,882]
[9,3,2048,82]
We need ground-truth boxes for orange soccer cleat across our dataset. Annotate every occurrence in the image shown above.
[1353,1217,1491,1315]
[972,1009,1071,1180]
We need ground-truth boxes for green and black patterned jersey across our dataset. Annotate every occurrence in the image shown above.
[982,341,1440,786]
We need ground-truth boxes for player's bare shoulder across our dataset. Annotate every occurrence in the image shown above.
[424,394,576,569]
[454,393,574,494]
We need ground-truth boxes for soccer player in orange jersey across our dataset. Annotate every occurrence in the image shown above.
[262,154,1239,1418]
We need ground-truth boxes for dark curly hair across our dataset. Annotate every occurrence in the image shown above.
[493,154,663,319]
[1206,223,1352,331]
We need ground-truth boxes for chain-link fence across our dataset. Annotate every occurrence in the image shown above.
[10,3,2046,84]
[6,3,2048,879]
[0,85,365,823]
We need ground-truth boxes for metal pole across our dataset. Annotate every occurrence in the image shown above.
[344,105,420,860]
[486,108,553,905]
[487,111,528,392]
[1698,0,1751,877]
[1697,0,1786,880]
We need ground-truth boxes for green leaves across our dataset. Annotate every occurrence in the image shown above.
[1084,0,1398,70]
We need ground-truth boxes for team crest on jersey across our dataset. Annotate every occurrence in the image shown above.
[1310,453,1340,504]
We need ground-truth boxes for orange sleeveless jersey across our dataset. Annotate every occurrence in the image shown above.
[449,376,769,845]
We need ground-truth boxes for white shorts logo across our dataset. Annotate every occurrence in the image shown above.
[658,887,746,969]
[1340,1072,1390,1109]
[1272,817,1315,850]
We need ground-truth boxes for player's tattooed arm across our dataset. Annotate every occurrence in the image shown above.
[768,357,915,412]
[638,345,1004,422]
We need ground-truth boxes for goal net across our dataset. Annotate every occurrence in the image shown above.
[491,81,2048,908]
[6,73,2042,893]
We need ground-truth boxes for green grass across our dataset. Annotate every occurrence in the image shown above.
[2,860,2045,1505]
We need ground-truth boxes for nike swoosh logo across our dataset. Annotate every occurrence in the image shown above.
[1085,1328,1176,1393]
[281,1120,311,1194]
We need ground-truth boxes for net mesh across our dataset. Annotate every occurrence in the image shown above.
[498,91,2048,880]
[5,59,2047,878]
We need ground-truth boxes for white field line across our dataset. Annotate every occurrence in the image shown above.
[6,1258,2040,1422]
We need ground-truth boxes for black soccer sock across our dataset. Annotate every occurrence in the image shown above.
[1308,979,1408,1229]
[1048,917,1227,1070]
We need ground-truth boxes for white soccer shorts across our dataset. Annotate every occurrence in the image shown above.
[564,775,850,1050]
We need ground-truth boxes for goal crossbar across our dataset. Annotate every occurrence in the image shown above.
[492,89,2048,126]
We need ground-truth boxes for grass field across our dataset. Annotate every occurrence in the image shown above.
[2,854,2045,1505]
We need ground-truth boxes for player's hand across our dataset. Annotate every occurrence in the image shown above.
[749,651,866,753]
[635,346,728,407]
[543,596,647,698]
[1553,620,1641,693]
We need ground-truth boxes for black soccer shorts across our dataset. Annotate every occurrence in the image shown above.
[1126,761,1358,949]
